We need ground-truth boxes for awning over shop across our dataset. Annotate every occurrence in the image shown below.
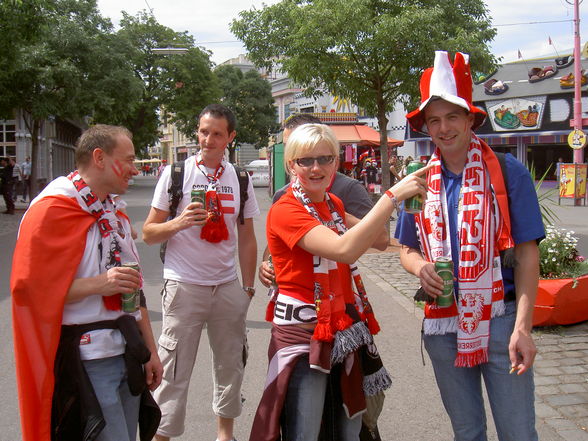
[329,124,403,147]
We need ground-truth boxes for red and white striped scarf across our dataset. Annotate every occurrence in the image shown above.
[415,136,514,367]
[68,171,141,311]
[290,180,380,341]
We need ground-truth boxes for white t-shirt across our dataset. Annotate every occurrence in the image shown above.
[32,176,142,361]
[152,156,260,285]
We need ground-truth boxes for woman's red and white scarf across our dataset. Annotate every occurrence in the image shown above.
[415,136,514,367]
[290,180,380,342]
[196,155,229,243]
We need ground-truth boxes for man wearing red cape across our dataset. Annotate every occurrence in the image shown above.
[11,124,162,441]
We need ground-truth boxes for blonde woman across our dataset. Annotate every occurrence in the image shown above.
[249,124,429,441]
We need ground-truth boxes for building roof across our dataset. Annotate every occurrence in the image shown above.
[472,55,587,101]
[329,124,403,147]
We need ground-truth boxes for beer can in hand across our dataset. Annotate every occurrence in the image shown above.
[121,262,141,313]
[404,160,425,213]
[191,189,206,208]
[435,257,455,307]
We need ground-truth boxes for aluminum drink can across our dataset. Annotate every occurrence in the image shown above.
[403,160,425,213]
[121,262,141,313]
[191,189,206,208]
[435,257,455,307]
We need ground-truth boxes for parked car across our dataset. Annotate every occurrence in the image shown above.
[245,159,270,187]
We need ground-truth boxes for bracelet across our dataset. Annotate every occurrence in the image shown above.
[385,189,398,210]
[243,286,256,297]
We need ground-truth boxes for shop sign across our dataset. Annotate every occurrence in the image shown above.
[568,129,587,150]
[559,163,587,199]
[487,96,546,132]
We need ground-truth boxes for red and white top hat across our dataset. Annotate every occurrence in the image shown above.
[406,51,487,134]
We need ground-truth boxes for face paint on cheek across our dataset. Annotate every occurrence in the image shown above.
[112,159,124,179]
[296,174,312,187]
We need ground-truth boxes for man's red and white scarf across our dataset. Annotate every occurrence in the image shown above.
[415,136,514,367]
[196,155,229,243]
[68,171,141,311]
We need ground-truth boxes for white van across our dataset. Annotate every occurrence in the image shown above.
[245,159,270,187]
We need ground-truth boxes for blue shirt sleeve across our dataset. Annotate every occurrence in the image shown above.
[504,154,545,244]
[394,208,420,250]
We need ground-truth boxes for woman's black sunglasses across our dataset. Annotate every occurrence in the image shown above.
[295,155,336,167]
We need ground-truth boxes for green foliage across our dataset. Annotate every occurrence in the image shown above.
[0,0,137,194]
[1,3,220,165]
[539,226,588,279]
[528,163,559,227]
[215,65,278,160]
[231,0,496,188]
[106,11,221,150]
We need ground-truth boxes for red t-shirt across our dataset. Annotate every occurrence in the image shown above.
[267,188,354,304]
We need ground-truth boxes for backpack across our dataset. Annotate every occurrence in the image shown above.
[159,161,250,263]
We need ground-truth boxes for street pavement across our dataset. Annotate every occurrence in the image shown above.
[1,175,587,441]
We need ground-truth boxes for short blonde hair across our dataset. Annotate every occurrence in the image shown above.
[284,124,339,175]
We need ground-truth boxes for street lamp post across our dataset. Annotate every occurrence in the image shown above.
[571,0,585,206]
[151,47,189,55]
[572,0,584,163]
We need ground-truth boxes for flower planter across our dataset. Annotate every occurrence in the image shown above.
[533,274,588,327]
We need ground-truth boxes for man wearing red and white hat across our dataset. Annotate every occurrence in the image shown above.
[395,51,544,441]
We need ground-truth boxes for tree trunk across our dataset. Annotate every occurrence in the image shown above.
[228,143,236,164]
[376,99,392,237]
[377,102,390,191]
[22,112,42,199]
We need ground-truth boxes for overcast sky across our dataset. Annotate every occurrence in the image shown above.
[97,0,588,66]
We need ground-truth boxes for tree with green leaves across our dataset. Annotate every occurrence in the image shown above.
[109,11,221,152]
[215,65,278,162]
[0,0,139,196]
[232,0,496,188]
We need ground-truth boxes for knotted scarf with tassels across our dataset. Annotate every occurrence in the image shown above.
[414,135,515,367]
[197,157,229,243]
[264,180,384,364]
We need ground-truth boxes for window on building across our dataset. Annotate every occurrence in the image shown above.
[0,122,16,157]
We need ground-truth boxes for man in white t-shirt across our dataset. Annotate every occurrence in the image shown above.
[143,104,259,441]
[11,124,162,441]
[20,156,31,202]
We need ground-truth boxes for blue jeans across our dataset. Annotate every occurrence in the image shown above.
[424,301,537,441]
[83,355,141,441]
[282,354,361,441]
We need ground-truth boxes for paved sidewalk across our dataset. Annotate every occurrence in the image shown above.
[0,199,28,235]
[358,249,588,441]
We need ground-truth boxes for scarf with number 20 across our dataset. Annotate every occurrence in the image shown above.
[415,136,514,367]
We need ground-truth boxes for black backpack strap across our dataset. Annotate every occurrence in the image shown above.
[495,152,509,191]
[493,151,517,268]
[234,165,250,225]
[168,160,185,219]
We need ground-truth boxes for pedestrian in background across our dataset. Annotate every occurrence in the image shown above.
[10,158,23,201]
[395,51,544,441]
[400,156,413,179]
[21,156,31,202]
[388,155,401,186]
[11,124,162,441]
[143,104,259,441]
[1,157,15,214]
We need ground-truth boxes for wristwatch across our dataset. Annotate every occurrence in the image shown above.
[243,286,256,297]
